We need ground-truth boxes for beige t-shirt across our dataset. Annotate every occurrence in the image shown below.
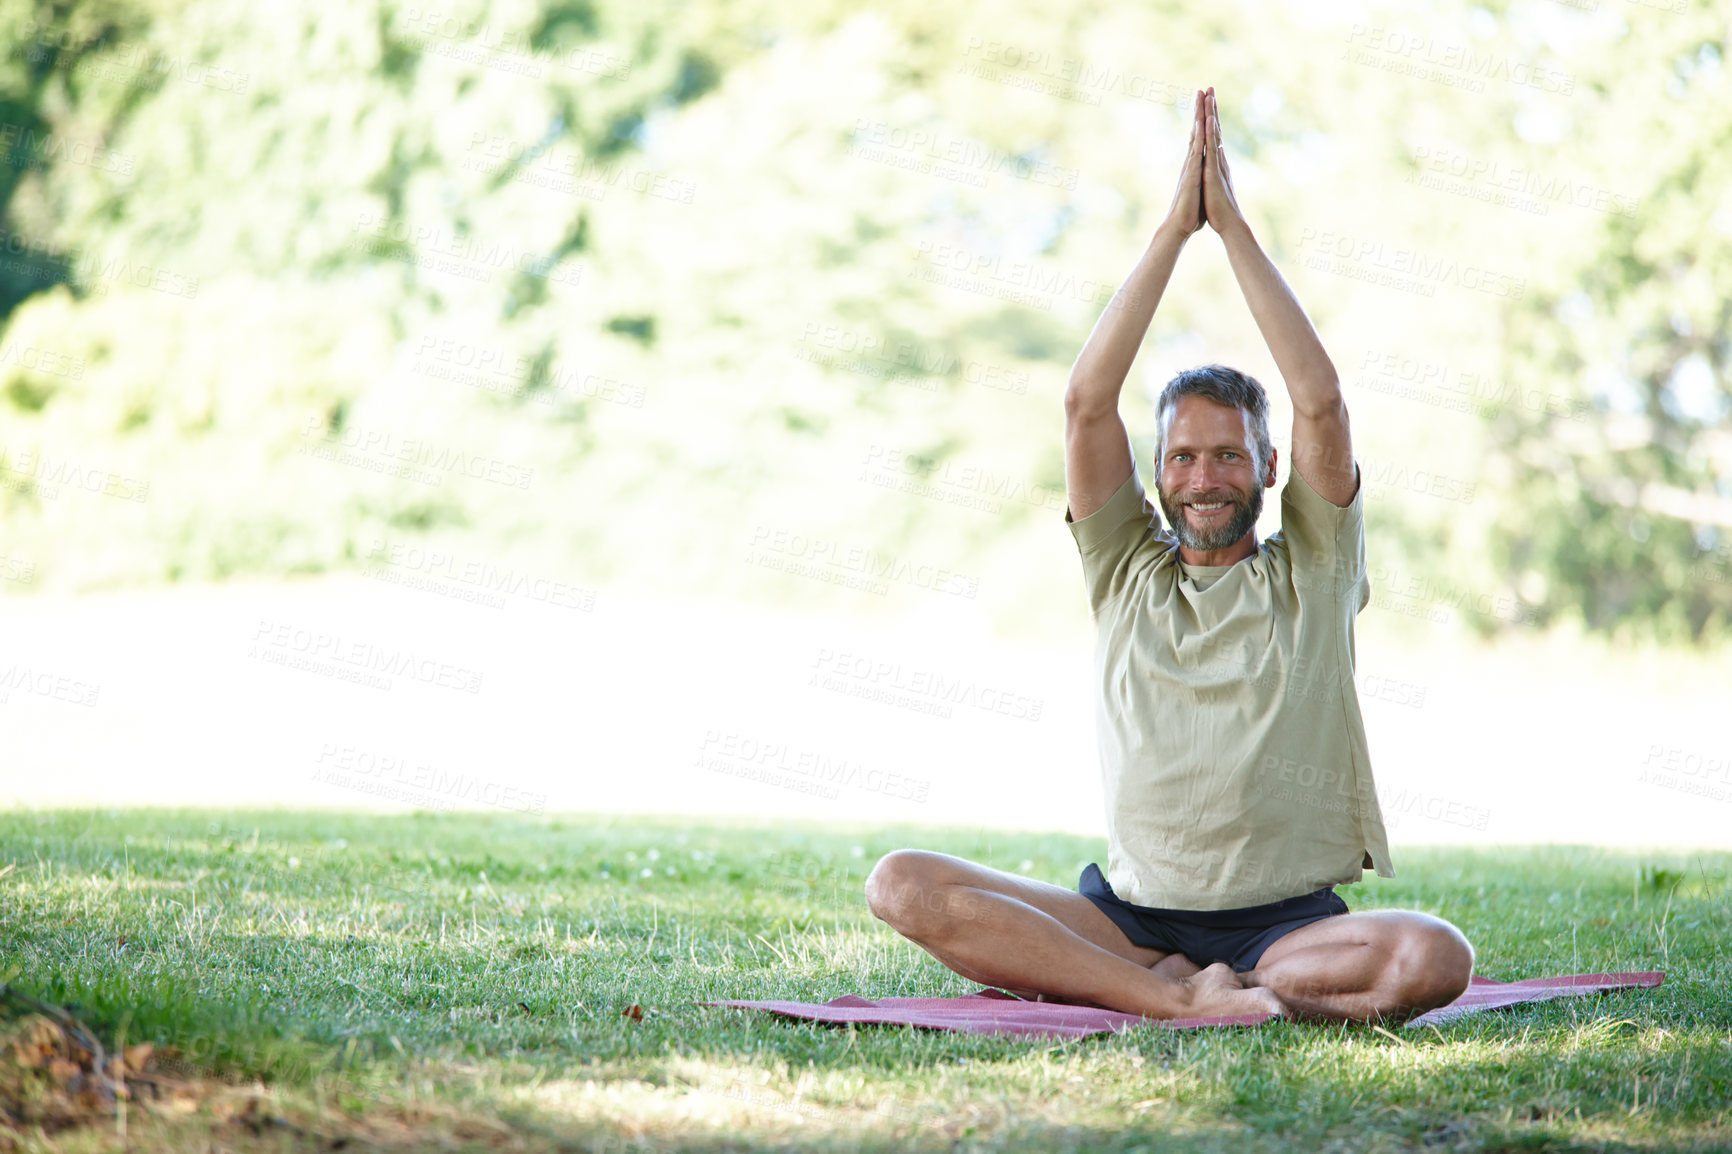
[1064,462,1394,911]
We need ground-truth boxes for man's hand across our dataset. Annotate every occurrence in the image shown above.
[1202,87,1246,236]
[1162,89,1207,239]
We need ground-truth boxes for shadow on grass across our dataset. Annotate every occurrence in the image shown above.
[2,810,1729,1152]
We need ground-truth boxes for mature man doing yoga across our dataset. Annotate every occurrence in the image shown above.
[866,88,1474,1022]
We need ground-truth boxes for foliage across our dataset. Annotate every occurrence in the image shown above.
[1487,9,1732,644]
[0,0,1724,647]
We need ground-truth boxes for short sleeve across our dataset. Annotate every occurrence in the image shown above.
[1281,463,1367,603]
[1065,467,1164,614]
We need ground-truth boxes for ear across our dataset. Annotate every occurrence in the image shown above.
[1264,446,1278,487]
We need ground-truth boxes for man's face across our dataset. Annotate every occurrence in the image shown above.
[1155,395,1271,554]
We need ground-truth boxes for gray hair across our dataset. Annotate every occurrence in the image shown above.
[1154,364,1273,479]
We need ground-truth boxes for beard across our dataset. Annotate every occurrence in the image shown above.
[1157,476,1264,553]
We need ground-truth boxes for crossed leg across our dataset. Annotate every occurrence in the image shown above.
[1242,908,1474,1022]
[865,849,1474,1023]
[864,849,1281,1020]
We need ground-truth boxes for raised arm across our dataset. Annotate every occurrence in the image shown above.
[1200,87,1358,508]
[1063,90,1210,523]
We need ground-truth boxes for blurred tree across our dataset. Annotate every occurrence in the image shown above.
[1487,9,1731,645]
[0,0,157,320]
[0,0,1723,653]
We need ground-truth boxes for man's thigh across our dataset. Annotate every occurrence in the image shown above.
[1251,908,1458,968]
[883,850,1168,968]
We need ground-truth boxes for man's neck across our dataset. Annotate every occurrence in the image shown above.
[1178,531,1260,567]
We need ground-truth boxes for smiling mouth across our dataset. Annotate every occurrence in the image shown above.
[1187,501,1230,514]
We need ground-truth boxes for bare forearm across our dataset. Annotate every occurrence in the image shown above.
[1217,221,1342,416]
[1065,222,1192,415]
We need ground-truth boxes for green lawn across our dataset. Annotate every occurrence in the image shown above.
[1,809,1728,1152]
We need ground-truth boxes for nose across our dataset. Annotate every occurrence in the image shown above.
[1189,458,1229,491]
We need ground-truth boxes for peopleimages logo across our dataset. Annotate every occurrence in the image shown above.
[795,322,1030,394]
[313,743,546,814]
[909,239,1122,309]
[13,20,251,94]
[745,525,979,599]
[859,444,1064,514]
[1295,227,1525,300]
[1407,144,1639,219]
[697,729,932,804]
[411,334,647,408]
[1355,347,1589,421]
[0,122,134,176]
[348,212,584,288]
[249,620,484,694]
[1343,23,1574,95]
[808,647,1045,722]
[395,9,633,79]
[0,339,85,379]
[0,444,150,503]
[0,226,199,299]
[849,119,1080,190]
[298,416,534,489]
[364,536,596,611]
[0,663,101,707]
[462,133,694,204]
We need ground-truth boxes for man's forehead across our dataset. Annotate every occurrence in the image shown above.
[1162,399,1255,446]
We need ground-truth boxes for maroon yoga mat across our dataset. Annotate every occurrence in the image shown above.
[707,971,1664,1038]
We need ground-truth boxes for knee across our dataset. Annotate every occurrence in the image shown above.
[1392,917,1474,1014]
[864,850,947,935]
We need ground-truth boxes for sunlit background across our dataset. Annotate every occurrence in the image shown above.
[2,0,1728,851]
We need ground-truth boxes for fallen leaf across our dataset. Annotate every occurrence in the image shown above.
[621,1004,644,1022]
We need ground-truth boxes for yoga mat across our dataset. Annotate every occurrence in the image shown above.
[707,971,1665,1039]
[1404,971,1666,1027]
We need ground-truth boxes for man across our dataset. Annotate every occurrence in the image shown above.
[866,88,1474,1022]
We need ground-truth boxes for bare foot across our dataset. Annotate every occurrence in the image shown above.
[1179,962,1286,1019]
[1152,952,1203,980]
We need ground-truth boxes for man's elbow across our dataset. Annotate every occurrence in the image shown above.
[1291,385,1348,423]
[1064,379,1117,422]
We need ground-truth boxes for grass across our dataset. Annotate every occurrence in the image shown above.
[0,808,1729,1152]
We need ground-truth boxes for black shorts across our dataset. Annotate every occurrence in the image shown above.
[1079,863,1349,973]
